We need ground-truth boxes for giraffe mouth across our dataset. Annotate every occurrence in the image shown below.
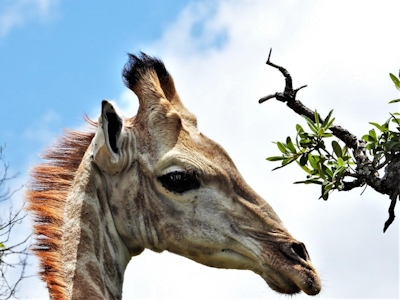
[259,242,321,295]
[218,239,321,295]
[212,240,321,296]
[261,262,320,295]
[221,248,235,254]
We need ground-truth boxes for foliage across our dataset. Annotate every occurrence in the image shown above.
[388,72,400,103]
[267,72,400,201]
[0,146,30,300]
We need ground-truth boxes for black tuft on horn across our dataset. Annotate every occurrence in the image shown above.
[122,52,174,98]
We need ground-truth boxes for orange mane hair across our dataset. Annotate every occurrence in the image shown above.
[26,121,96,300]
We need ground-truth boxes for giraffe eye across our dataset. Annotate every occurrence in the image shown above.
[158,171,200,194]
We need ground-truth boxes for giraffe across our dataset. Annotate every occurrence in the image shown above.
[26,53,321,299]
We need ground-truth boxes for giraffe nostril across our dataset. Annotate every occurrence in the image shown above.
[291,242,310,262]
[281,242,310,263]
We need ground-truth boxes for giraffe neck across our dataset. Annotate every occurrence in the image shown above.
[62,151,131,299]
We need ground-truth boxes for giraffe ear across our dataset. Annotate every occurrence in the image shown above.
[92,100,125,173]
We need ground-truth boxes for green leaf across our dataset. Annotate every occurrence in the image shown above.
[326,117,336,129]
[337,157,345,167]
[382,121,390,132]
[319,164,327,180]
[389,99,400,104]
[390,73,400,91]
[332,141,343,158]
[298,163,312,174]
[322,110,334,129]
[0,242,5,250]
[369,129,377,141]
[322,182,333,200]
[361,134,370,142]
[299,153,308,166]
[366,143,375,151]
[321,132,333,138]
[286,137,296,153]
[282,157,296,166]
[333,165,346,179]
[314,110,320,127]
[391,118,400,125]
[322,164,333,179]
[369,122,384,132]
[308,153,319,171]
[296,124,304,133]
[342,145,349,155]
[303,115,318,134]
[277,142,287,154]
[298,131,309,140]
[299,139,312,147]
[272,157,296,171]
[267,156,285,161]
[308,154,319,170]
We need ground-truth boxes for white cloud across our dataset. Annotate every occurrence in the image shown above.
[120,0,399,299]
[0,0,58,37]
[118,89,139,118]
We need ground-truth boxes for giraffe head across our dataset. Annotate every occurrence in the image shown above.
[90,53,321,295]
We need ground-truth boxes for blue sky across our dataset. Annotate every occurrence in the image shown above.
[0,0,191,168]
[1,1,399,299]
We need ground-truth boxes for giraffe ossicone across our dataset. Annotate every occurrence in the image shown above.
[27,53,321,299]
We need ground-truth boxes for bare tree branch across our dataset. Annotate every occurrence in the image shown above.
[341,179,364,191]
[259,49,359,150]
[384,191,398,233]
[0,146,30,299]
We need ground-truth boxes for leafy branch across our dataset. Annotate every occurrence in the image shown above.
[267,110,356,200]
[260,49,400,232]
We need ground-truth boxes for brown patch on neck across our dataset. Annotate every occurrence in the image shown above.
[25,120,96,300]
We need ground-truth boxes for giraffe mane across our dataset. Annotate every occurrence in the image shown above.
[26,118,96,300]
